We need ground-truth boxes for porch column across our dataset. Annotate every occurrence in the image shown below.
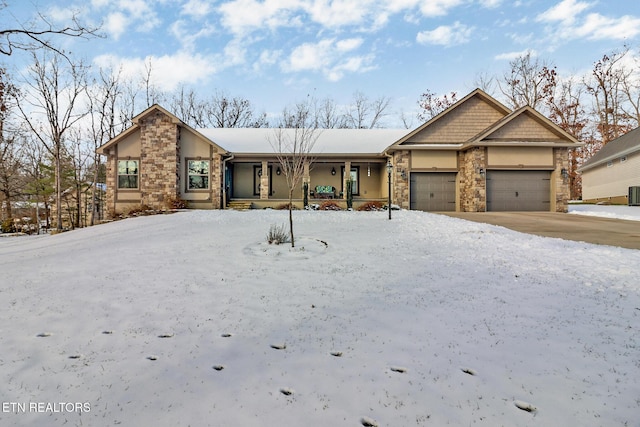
[342,161,351,199]
[260,160,269,200]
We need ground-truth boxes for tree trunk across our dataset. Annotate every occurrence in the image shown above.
[55,147,62,231]
[289,188,294,248]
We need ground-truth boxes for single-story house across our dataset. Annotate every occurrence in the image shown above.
[578,127,640,205]
[97,89,581,217]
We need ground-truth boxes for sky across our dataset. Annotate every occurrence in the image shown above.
[4,0,640,126]
[0,205,638,426]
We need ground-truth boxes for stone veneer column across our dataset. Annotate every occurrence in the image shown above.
[459,147,486,212]
[392,151,410,209]
[138,110,180,209]
[260,160,269,200]
[105,149,117,218]
[343,161,351,199]
[210,152,223,209]
[554,148,570,212]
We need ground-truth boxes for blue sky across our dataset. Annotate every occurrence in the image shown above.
[6,0,640,126]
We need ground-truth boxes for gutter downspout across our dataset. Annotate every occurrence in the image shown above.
[222,154,234,209]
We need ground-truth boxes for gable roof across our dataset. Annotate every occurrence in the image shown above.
[388,88,512,150]
[465,106,580,148]
[97,104,229,155]
[579,127,640,172]
[197,128,408,156]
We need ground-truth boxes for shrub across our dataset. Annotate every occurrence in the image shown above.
[126,204,153,216]
[165,195,188,210]
[275,203,298,210]
[320,200,341,211]
[1,218,16,233]
[267,223,290,245]
[357,201,384,211]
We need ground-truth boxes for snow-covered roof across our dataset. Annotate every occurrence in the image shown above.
[196,128,408,155]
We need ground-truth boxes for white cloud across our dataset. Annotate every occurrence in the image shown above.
[418,0,465,17]
[217,0,301,36]
[105,12,128,41]
[170,19,216,50]
[478,0,502,8]
[181,0,213,18]
[536,0,593,24]
[93,52,218,92]
[494,49,538,61]
[416,22,473,46]
[575,13,640,40]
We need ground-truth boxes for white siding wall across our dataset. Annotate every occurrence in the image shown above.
[582,151,640,200]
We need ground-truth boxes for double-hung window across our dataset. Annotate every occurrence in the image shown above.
[188,160,209,190]
[118,160,139,189]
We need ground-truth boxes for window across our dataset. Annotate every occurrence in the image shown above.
[118,160,139,189]
[188,160,209,190]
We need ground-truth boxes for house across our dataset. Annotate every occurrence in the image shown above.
[578,127,640,205]
[97,89,581,217]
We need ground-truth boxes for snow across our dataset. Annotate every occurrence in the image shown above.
[1,209,639,426]
[569,203,640,221]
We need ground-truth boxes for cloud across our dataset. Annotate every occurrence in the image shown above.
[418,0,465,17]
[416,22,473,46]
[180,0,213,18]
[283,37,373,81]
[536,0,593,25]
[105,12,128,41]
[170,19,216,50]
[494,49,538,61]
[93,52,218,92]
[575,13,640,40]
[217,0,301,36]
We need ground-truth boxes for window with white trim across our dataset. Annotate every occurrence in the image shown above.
[187,160,210,190]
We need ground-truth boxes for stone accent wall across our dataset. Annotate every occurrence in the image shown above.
[260,161,269,199]
[138,111,180,208]
[210,152,223,209]
[393,151,410,208]
[105,149,116,216]
[554,148,570,212]
[459,147,486,212]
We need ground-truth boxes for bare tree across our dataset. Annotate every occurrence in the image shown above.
[0,1,101,57]
[583,47,633,144]
[498,51,557,110]
[345,91,390,128]
[417,89,458,121]
[312,97,348,129]
[22,134,51,233]
[208,91,268,128]
[17,51,88,231]
[0,67,23,220]
[269,125,320,248]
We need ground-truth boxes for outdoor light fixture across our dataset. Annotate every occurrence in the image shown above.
[331,167,336,175]
[367,163,371,177]
[479,167,485,178]
[258,169,262,177]
[386,160,393,220]
[400,169,407,180]
[561,168,569,179]
[276,167,281,175]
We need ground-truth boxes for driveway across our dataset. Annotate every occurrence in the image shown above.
[440,212,640,250]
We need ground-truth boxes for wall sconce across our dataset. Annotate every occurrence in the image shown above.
[400,169,407,180]
[276,167,281,175]
[561,168,569,179]
[479,167,485,178]
[331,167,336,175]
[367,163,371,177]
[258,168,262,177]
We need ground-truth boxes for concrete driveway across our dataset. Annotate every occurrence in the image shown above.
[440,212,640,250]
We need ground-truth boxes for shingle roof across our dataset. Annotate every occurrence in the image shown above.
[196,128,408,155]
[579,127,640,172]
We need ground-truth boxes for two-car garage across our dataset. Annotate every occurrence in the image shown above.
[409,170,552,212]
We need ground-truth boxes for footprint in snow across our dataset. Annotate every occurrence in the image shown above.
[36,332,52,337]
[270,343,286,350]
[102,330,114,335]
[461,367,477,376]
[279,388,294,396]
[147,355,158,361]
[330,351,343,357]
[212,365,225,371]
[514,400,537,413]
[158,333,174,338]
[360,416,379,427]
[221,333,232,338]
[68,354,83,359]
[390,366,407,373]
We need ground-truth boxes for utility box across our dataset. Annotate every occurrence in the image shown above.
[629,186,640,206]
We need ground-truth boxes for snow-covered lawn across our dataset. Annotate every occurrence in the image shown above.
[1,209,638,427]
[569,203,640,221]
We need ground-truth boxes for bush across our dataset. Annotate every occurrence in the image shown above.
[165,195,188,210]
[275,203,298,210]
[357,201,384,211]
[267,223,290,245]
[320,200,341,211]
[126,204,153,216]
[1,218,16,233]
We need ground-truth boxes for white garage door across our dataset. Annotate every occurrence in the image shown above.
[486,170,551,211]
[410,172,457,211]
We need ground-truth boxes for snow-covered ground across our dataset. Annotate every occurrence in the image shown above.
[569,203,640,221]
[1,209,638,427]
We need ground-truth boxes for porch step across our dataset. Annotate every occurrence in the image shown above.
[227,201,253,210]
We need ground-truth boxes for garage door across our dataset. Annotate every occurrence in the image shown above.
[486,171,550,211]
[410,172,456,211]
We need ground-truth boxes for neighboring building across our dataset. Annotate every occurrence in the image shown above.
[97,89,581,217]
[579,127,640,204]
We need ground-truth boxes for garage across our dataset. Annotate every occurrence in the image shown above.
[486,170,551,211]
[410,172,457,211]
